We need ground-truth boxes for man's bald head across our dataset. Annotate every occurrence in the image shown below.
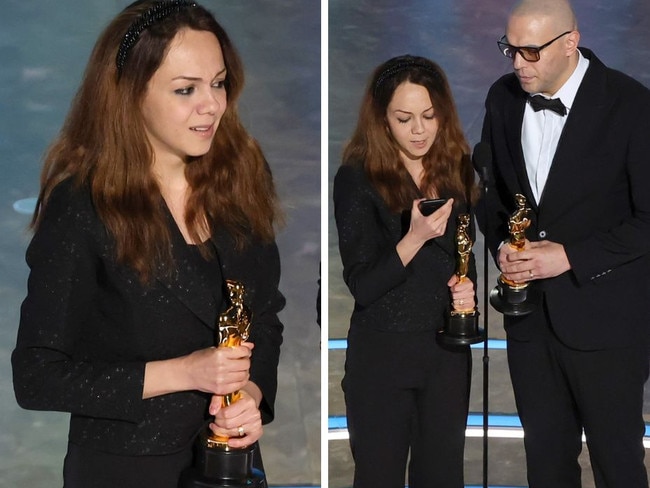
[510,0,577,32]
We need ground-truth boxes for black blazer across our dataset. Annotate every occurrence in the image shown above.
[479,48,650,350]
[12,179,284,456]
[334,162,477,334]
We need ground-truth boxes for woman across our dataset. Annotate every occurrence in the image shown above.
[11,1,284,486]
[333,55,479,488]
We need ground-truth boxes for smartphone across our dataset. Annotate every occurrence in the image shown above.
[418,198,447,216]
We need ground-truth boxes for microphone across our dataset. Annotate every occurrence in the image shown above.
[472,141,492,185]
[472,142,492,238]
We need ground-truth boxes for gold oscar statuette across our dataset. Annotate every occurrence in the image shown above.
[500,193,531,287]
[438,213,484,345]
[489,193,536,316]
[206,280,252,449]
[179,280,265,488]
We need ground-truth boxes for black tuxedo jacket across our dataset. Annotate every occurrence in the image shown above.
[12,179,285,455]
[479,48,650,350]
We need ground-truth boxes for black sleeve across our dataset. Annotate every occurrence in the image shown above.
[12,181,146,423]
[333,164,408,307]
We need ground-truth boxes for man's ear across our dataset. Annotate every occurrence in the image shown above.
[565,30,580,56]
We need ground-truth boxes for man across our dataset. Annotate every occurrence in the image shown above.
[478,0,650,486]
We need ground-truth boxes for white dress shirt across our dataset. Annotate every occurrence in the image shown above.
[522,51,590,203]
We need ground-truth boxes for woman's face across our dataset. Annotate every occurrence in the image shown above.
[142,28,227,167]
[385,81,439,164]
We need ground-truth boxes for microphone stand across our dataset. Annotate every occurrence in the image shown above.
[481,166,490,488]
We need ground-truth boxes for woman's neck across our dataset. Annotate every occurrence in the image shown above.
[401,156,424,189]
[152,159,206,245]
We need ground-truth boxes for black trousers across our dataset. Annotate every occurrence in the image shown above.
[507,312,649,488]
[342,327,471,488]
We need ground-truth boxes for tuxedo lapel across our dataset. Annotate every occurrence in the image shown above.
[537,49,611,219]
[504,91,538,211]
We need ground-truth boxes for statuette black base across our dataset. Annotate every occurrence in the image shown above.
[489,279,535,316]
[178,437,266,488]
[438,311,484,346]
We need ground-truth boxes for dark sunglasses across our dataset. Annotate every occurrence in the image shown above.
[497,31,572,62]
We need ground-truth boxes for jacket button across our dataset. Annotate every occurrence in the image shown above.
[538,230,547,238]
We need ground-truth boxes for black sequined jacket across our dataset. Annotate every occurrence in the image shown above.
[333,162,478,333]
[12,178,285,456]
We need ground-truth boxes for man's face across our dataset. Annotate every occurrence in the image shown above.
[505,14,574,96]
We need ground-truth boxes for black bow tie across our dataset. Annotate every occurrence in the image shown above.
[529,95,567,116]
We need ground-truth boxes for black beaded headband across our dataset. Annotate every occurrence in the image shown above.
[116,0,197,75]
[373,58,442,96]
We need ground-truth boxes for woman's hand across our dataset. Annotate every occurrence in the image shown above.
[409,198,454,243]
[142,342,253,399]
[209,384,264,448]
[397,198,454,267]
[182,342,253,395]
[447,274,476,311]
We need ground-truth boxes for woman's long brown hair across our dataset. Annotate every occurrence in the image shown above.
[34,1,280,283]
[342,55,478,212]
